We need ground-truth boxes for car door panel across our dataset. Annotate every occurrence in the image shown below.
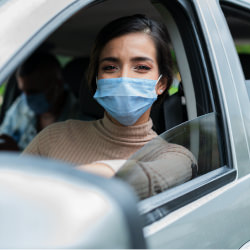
[145,173,250,248]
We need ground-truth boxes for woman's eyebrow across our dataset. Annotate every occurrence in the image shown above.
[99,56,154,63]
[131,57,154,63]
[99,57,119,63]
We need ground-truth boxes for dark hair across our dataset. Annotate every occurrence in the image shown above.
[87,14,173,103]
[17,52,62,80]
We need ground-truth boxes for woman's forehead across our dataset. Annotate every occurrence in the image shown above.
[99,32,157,62]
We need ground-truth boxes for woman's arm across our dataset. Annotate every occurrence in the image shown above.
[77,159,127,178]
[76,162,115,178]
[77,137,197,200]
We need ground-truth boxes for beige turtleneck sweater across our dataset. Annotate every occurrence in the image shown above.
[23,114,197,200]
[23,114,157,165]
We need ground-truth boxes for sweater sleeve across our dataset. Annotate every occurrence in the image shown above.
[115,137,197,200]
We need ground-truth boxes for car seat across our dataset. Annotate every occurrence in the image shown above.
[63,57,89,99]
[63,57,104,120]
[150,83,187,134]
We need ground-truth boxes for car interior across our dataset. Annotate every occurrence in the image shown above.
[0,0,240,215]
[0,0,188,133]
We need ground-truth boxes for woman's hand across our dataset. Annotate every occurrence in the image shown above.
[77,162,115,178]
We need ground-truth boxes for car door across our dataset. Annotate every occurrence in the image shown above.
[136,0,250,248]
[1,0,250,248]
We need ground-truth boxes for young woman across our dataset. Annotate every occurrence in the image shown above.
[24,15,197,199]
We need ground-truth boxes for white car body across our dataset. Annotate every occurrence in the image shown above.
[0,0,250,248]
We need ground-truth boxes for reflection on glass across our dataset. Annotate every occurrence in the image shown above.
[116,112,222,200]
[160,112,222,174]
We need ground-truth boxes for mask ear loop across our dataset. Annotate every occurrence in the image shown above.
[156,74,164,94]
[156,74,162,83]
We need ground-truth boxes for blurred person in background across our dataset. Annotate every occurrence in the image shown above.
[0,52,81,151]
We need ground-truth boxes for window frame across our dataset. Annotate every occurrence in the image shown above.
[218,0,250,177]
[138,0,237,226]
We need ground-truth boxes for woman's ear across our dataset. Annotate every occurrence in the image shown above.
[155,76,167,95]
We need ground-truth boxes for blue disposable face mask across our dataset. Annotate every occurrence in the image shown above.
[94,76,162,126]
[22,92,50,114]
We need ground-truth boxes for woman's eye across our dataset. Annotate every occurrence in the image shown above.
[102,65,118,71]
[135,65,151,71]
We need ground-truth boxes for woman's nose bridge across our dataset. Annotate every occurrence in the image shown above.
[119,65,130,78]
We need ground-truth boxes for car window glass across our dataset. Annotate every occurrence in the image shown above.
[116,112,222,200]
[115,1,230,201]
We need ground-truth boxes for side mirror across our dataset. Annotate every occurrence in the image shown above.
[0,154,146,249]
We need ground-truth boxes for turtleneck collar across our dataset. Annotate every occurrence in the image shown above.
[94,113,157,143]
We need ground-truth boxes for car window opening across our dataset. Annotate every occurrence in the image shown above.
[0,0,229,205]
